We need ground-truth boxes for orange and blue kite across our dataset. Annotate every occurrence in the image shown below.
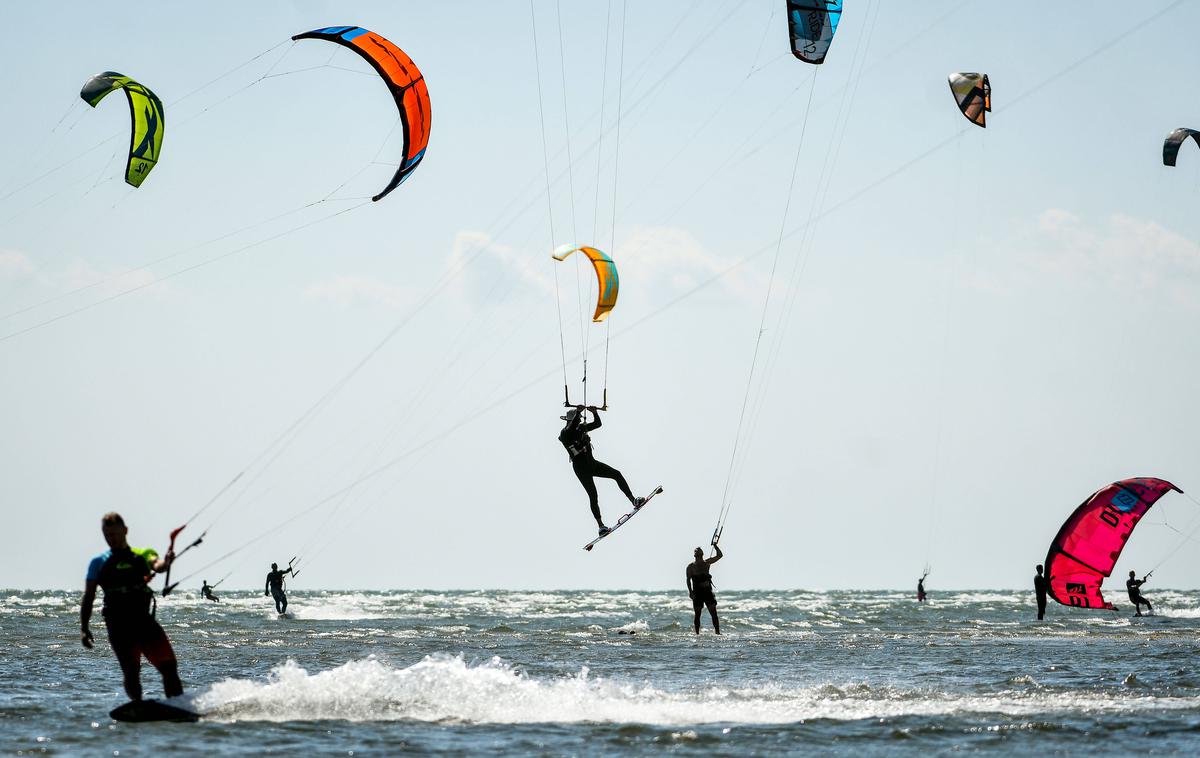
[292,26,431,201]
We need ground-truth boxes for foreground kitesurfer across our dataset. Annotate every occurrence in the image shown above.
[558,405,644,536]
[1034,564,1048,620]
[264,562,294,614]
[80,512,183,701]
[687,544,723,634]
[200,580,220,602]
[1126,570,1154,616]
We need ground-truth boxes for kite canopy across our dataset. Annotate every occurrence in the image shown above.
[948,72,990,128]
[1045,477,1180,611]
[552,245,619,323]
[786,1,842,64]
[292,26,431,201]
[79,72,164,188]
[1163,128,1200,166]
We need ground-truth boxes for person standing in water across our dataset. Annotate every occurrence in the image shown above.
[917,571,929,602]
[264,562,294,614]
[558,405,644,536]
[1126,570,1153,616]
[80,512,183,701]
[200,580,220,602]
[687,544,723,634]
[1034,564,1048,620]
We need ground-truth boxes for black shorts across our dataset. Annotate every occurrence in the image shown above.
[692,589,716,610]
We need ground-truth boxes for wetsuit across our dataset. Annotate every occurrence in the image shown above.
[1126,578,1152,615]
[687,560,720,634]
[1034,573,1048,620]
[265,568,291,613]
[559,411,634,524]
[201,583,219,602]
[917,579,927,602]
[86,546,182,701]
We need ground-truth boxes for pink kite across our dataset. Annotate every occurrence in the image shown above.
[1045,477,1180,611]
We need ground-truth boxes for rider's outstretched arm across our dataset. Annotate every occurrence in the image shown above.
[708,544,724,564]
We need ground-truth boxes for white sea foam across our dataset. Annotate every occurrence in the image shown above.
[1157,606,1200,619]
[190,654,1200,725]
[287,601,389,621]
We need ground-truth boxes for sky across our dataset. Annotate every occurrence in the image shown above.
[3,1,1200,592]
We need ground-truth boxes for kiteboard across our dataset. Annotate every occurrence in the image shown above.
[110,699,200,723]
[583,486,663,551]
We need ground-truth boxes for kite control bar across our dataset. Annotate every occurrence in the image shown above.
[563,387,607,412]
[710,525,723,548]
[161,525,207,597]
[288,556,300,579]
[562,400,608,413]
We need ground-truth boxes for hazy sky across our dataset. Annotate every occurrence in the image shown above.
[4,1,1200,593]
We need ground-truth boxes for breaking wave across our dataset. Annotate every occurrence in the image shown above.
[191,653,1200,725]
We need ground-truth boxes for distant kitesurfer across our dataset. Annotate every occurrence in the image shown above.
[917,571,929,602]
[559,405,644,536]
[1126,570,1153,616]
[1034,564,1048,620]
[265,562,293,614]
[80,512,183,701]
[201,580,219,603]
[687,544,723,634]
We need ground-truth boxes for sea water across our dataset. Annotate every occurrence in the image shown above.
[3,589,1200,755]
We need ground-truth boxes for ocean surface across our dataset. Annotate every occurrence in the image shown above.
[4,588,1200,756]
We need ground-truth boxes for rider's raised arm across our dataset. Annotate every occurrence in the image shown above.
[150,550,173,575]
[707,544,724,564]
[583,407,602,432]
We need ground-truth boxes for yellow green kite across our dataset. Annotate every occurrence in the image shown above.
[79,71,165,188]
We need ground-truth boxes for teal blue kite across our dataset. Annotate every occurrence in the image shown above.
[786,1,842,64]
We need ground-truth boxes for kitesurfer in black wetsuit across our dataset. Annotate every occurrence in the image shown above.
[917,571,929,602]
[687,544,723,634]
[1126,570,1153,616]
[201,580,220,602]
[1034,564,1048,620]
[559,406,644,536]
[80,512,183,701]
[265,563,293,614]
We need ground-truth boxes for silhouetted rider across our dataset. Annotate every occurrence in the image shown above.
[687,544,723,634]
[1034,564,1048,620]
[201,580,220,603]
[264,562,294,614]
[559,405,643,536]
[1126,570,1153,616]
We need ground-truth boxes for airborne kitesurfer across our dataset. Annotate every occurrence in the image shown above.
[1034,564,1048,620]
[265,562,293,614]
[1126,570,1154,616]
[201,580,220,602]
[80,512,183,701]
[687,544,723,634]
[559,405,644,536]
